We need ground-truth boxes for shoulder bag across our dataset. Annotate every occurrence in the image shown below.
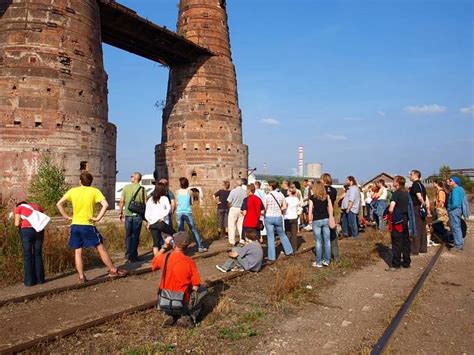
[128,186,146,217]
[157,252,185,315]
[19,204,50,232]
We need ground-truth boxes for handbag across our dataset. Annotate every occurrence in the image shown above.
[19,204,50,232]
[157,253,185,315]
[128,186,146,217]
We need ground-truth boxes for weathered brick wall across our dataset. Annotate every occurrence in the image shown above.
[0,0,116,204]
[155,0,248,193]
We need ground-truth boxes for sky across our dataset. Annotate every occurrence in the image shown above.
[103,0,474,183]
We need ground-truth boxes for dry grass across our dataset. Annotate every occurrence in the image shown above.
[268,262,306,302]
[191,192,219,241]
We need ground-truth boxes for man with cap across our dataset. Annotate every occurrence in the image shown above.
[151,231,207,327]
[447,176,466,251]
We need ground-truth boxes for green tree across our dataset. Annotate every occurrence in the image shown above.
[438,165,451,180]
[28,157,69,215]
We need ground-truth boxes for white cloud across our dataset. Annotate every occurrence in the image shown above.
[404,104,446,114]
[343,117,364,121]
[460,105,474,115]
[325,133,348,141]
[377,110,386,117]
[260,118,280,126]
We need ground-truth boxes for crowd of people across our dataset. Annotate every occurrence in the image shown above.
[12,169,470,327]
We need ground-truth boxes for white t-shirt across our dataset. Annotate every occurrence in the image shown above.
[379,187,388,201]
[284,196,300,220]
[145,196,171,225]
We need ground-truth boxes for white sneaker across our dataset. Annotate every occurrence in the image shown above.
[312,262,323,268]
[322,261,330,267]
[304,225,313,231]
[215,265,228,273]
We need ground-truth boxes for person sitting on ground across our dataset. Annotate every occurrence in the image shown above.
[57,172,127,283]
[216,229,263,273]
[145,182,176,256]
[151,232,207,328]
[14,201,46,287]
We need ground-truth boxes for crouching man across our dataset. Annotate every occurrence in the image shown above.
[151,232,207,328]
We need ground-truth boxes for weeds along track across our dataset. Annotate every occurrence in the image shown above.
[0,247,229,307]
[0,245,316,354]
[371,243,445,355]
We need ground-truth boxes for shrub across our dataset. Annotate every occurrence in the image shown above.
[28,156,69,216]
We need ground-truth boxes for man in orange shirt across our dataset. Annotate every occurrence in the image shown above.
[151,232,207,327]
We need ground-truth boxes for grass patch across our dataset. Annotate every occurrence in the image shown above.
[125,342,176,355]
[218,324,258,340]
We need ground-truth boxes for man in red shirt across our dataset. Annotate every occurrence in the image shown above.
[151,232,207,328]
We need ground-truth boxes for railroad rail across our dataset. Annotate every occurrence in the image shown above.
[0,247,229,307]
[371,244,445,354]
[0,245,316,354]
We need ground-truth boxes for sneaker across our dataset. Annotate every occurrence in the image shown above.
[304,225,313,231]
[312,262,323,268]
[230,266,245,272]
[161,315,176,328]
[176,315,194,328]
[322,261,330,267]
[198,247,208,253]
[216,265,228,273]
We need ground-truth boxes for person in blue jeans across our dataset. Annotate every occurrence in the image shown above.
[14,201,46,286]
[308,182,334,267]
[263,180,293,261]
[447,176,466,251]
[341,176,360,238]
[175,177,207,253]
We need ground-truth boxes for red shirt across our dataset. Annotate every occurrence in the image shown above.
[151,251,201,303]
[242,194,264,228]
[14,203,43,229]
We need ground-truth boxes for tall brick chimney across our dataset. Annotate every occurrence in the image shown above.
[155,0,248,195]
[0,0,116,204]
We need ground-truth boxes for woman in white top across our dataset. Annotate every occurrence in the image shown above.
[284,185,301,252]
[145,182,175,255]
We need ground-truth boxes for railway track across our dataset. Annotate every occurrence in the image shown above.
[0,245,316,354]
[0,246,229,307]
[371,243,445,354]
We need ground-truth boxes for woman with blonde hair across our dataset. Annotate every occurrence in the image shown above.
[308,181,335,267]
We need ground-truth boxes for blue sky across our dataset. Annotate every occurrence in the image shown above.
[104,0,473,183]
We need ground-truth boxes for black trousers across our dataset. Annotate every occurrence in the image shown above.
[150,221,176,249]
[391,222,411,268]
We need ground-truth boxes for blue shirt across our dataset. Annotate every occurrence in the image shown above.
[176,190,192,214]
[447,186,465,211]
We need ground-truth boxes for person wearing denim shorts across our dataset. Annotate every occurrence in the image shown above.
[57,172,127,283]
[308,181,334,268]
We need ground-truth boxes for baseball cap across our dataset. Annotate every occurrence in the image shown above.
[450,176,462,186]
[172,231,191,247]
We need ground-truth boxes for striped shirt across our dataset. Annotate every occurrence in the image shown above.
[265,190,286,217]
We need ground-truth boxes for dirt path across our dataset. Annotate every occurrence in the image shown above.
[251,223,473,354]
[0,233,315,351]
[389,227,474,353]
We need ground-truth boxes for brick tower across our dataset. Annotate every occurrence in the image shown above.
[155,0,248,194]
[0,0,116,203]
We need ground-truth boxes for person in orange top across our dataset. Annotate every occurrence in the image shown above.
[151,231,207,328]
